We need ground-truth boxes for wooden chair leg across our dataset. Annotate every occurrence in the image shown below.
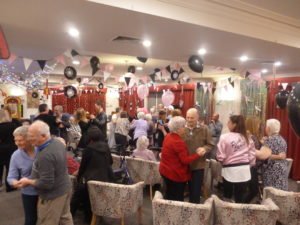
[121,216,125,225]
[90,214,97,225]
[138,206,142,225]
[150,185,153,200]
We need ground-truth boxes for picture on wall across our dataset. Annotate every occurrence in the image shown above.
[27,92,39,108]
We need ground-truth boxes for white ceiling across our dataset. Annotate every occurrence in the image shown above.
[1,0,300,85]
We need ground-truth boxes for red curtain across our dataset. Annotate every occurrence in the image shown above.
[119,88,144,117]
[149,83,195,117]
[266,78,300,180]
[51,88,107,115]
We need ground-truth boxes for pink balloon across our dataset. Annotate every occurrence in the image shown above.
[137,84,149,100]
[162,90,175,107]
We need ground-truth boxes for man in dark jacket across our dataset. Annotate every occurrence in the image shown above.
[34,104,59,136]
[71,126,113,223]
[90,100,107,140]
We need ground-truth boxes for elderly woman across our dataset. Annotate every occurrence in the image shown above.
[130,111,149,147]
[7,126,37,225]
[159,116,205,201]
[132,136,156,161]
[261,119,288,190]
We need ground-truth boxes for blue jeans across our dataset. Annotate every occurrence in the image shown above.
[188,169,204,204]
[22,194,38,225]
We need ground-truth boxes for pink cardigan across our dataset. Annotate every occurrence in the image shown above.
[217,132,256,166]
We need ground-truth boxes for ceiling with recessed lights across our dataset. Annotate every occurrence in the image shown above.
[0,0,300,85]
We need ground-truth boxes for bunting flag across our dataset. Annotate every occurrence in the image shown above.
[37,60,47,71]
[7,53,17,64]
[71,49,80,57]
[165,65,171,73]
[92,67,99,76]
[23,58,33,71]
[149,73,156,82]
[228,77,235,88]
[103,71,111,82]
[125,77,131,86]
[55,55,66,65]
[245,71,251,78]
[197,82,202,90]
[64,50,72,58]
[178,67,185,75]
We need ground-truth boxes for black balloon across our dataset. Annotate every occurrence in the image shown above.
[32,92,39,98]
[90,56,100,68]
[98,82,104,89]
[171,70,179,80]
[137,57,148,63]
[188,55,204,73]
[127,65,136,74]
[276,90,289,109]
[64,66,77,80]
[287,83,300,137]
[64,85,77,98]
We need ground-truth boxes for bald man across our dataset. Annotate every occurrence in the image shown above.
[208,113,223,159]
[182,108,214,203]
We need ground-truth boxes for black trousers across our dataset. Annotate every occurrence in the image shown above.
[223,178,248,203]
[188,169,204,204]
[115,133,128,148]
[163,176,186,202]
[245,167,259,203]
[22,194,38,225]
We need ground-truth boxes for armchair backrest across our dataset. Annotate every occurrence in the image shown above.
[263,186,300,225]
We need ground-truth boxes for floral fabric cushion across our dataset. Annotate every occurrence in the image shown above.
[152,191,213,225]
[87,180,144,218]
[263,187,300,225]
[213,195,279,225]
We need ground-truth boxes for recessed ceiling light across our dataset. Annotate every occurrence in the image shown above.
[68,28,79,38]
[274,61,282,67]
[261,69,268,74]
[136,66,143,71]
[72,60,80,65]
[198,48,207,55]
[240,55,248,62]
[142,39,152,47]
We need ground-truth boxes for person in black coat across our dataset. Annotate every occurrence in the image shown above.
[71,126,114,223]
[34,104,59,136]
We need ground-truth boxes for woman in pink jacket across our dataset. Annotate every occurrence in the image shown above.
[217,115,256,203]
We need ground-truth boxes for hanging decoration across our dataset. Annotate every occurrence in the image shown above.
[64,66,77,80]
[188,55,204,73]
[228,77,235,88]
[161,89,175,107]
[70,49,80,57]
[23,58,33,71]
[37,60,47,71]
[90,56,100,75]
[149,73,156,83]
[287,83,300,137]
[137,84,149,100]
[137,56,148,63]
[124,77,131,86]
[64,85,77,98]
[275,90,289,109]
[31,91,39,98]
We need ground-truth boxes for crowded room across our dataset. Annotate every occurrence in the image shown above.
[1,1,300,225]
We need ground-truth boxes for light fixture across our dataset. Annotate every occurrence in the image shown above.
[198,48,207,55]
[261,69,268,74]
[274,61,282,67]
[240,55,248,62]
[142,39,152,47]
[136,66,143,71]
[68,27,79,38]
[72,60,80,65]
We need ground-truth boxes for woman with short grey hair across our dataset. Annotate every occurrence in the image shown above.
[131,111,148,147]
[168,116,186,132]
[261,118,288,190]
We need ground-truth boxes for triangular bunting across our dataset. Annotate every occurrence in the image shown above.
[92,67,99,76]
[103,71,111,82]
[125,77,131,86]
[7,53,17,64]
[37,60,47,71]
[178,67,184,75]
[23,58,33,71]
[166,65,171,73]
[71,49,80,57]
[149,73,156,82]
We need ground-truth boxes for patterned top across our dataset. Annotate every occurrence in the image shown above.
[262,134,288,190]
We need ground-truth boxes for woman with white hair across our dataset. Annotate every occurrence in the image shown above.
[159,116,206,201]
[130,111,149,147]
[261,119,288,190]
[132,136,156,161]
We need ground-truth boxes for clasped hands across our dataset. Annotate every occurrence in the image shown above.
[196,147,206,157]
[13,177,33,188]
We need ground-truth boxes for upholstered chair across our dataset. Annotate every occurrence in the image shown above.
[126,157,162,199]
[87,181,144,225]
[212,194,279,225]
[263,186,300,225]
[152,191,213,225]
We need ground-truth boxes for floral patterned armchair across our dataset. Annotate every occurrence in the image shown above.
[87,180,144,225]
[212,195,279,225]
[263,187,300,225]
[152,191,213,225]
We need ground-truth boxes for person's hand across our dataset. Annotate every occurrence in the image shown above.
[17,177,31,188]
[90,114,95,120]
[196,147,206,157]
[157,124,165,131]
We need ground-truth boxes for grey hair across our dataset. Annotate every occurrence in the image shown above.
[30,120,51,137]
[13,125,29,138]
[145,113,152,121]
[137,111,145,119]
[168,116,186,132]
[266,119,281,135]
[136,136,149,150]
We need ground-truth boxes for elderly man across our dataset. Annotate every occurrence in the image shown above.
[18,121,73,225]
[182,108,214,203]
[208,113,223,159]
[90,100,107,140]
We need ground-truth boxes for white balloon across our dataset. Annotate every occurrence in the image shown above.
[162,89,175,107]
[137,84,149,100]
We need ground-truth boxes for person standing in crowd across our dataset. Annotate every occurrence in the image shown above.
[17,121,73,225]
[153,110,169,148]
[34,104,59,136]
[182,108,214,204]
[115,111,131,148]
[132,136,156,161]
[159,116,206,201]
[261,119,289,190]
[7,126,37,225]
[0,109,18,192]
[217,115,256,203]
[145,113,155,146]
[53,105,70,142]
[75,108,90,149]
[90,100,107,140]
[130,111,149,147]
[208,113,223,159]
[3,105,22,127]
[71,126,114,223]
